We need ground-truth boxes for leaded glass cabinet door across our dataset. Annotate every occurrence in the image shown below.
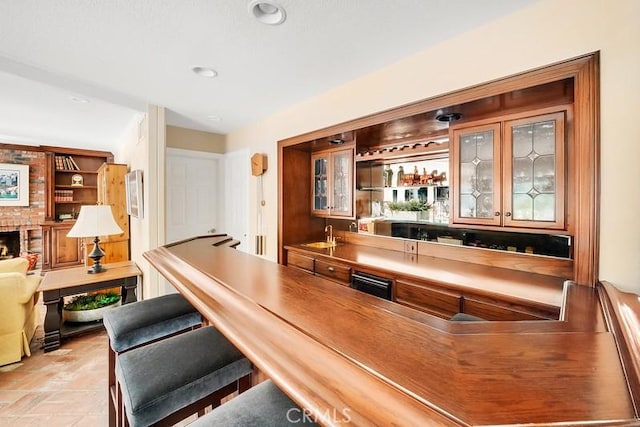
[311,148,354,218]
[451,123,502,226]
[311,153,329,215]
[503,112,565,229]
[329,148,354,217]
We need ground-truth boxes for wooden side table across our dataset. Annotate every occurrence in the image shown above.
[40,261,142,352]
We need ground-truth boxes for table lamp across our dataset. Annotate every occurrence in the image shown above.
[67,205,123,274]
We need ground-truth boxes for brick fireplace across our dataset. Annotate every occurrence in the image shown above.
[0,145,46,266]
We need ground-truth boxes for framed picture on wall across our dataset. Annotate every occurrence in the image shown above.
[125,169,143,218]
[0,163,29,206]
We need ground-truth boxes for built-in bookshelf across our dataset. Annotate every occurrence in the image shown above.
[47,150,113,221]
[41,147,115,271]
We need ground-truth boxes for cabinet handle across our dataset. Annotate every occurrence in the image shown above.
[327,266,335,272]
[505,212,512,217]
[494,211,501,216]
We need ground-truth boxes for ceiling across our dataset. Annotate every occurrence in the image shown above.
[0,0,535,152]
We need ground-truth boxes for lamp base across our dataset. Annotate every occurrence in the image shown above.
[86,236,106,274]
[87,264,107,274]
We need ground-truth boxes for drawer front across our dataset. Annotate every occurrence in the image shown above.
[462,298,542,321]
[287,251,314,273]
[315,259,352,285]
[395,279,461,318]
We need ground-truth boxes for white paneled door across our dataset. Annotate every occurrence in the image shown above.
[223,149,249,252]
[166,148,221,245]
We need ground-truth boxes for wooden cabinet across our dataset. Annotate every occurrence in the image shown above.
[285,249,352,286]
[42,147,114,271]
[287,246,558,320]
[41,223,83,270]
[97,163,129,264]
[287,251,314,274]
[315,258,352,286]
[311,147,354,218]
[450,109,566,230]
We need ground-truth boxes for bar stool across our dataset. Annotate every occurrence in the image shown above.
[103,293,203,426]
[116,326,252,427]
[189,380,319,427]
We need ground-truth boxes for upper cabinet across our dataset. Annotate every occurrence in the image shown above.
[311,147,354,218]
[97,163,130,264]
[451,109,567,230]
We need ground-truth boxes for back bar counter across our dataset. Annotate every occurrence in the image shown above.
[144,235,640,426]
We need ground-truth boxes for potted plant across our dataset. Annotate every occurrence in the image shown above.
[62,291,121,323]
[384,199,432,221]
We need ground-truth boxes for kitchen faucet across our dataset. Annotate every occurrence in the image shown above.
[325,225,334,244]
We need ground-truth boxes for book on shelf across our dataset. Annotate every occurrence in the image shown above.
[53,189,74,202]
[55,155,80,171]
[68,156,80,170]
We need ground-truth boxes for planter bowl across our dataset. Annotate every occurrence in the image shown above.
[63,299,121,323]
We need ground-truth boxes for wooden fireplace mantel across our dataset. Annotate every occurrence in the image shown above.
[144,235,640,426]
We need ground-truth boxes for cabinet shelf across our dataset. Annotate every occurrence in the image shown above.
[358,185,446,191]
[55,169,99,174]
[55,185,97,189]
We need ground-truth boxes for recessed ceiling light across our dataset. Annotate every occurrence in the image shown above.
[192,66,218,78]
[249,0,286,25]
[69,96,90,104]
[206,115,221,122]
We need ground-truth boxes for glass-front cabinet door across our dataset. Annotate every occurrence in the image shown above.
[312,153,329,212]
[503,111,565,229]
[330,149,353,217]
[311,148,354,218]
[451,123,502,226]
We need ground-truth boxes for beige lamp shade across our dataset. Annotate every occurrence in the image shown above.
[67,205,123,238]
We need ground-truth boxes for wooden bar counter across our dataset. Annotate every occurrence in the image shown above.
[144,236,640,426]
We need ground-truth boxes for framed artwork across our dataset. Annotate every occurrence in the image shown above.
[0,163,29,206]
[125,170,143,218]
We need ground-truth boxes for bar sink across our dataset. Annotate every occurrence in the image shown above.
[303,241,336,249]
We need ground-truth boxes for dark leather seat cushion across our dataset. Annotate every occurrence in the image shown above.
[103,293,201,352]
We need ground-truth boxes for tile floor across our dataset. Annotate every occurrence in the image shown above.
[0,314,109,426]
[0,305,224,427]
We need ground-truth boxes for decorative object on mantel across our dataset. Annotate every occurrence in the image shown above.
[62,291,121,322]
[67,205,124,274]
[71,174,84,187]
[0,163,29,207]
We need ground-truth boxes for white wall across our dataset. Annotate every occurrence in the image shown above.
[115,105,166,299]
[226,0,640,292]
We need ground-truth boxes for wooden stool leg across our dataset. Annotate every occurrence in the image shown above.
[108,345,116,427]
[117,381,124,427]
[238,373,252,393]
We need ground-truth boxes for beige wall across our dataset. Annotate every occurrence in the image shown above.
[166,125,225,153]
[226,0,640,292]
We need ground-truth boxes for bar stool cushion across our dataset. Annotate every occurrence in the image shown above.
[190,380,318,427]
[117,326,252,427]
[104,293,201,353]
